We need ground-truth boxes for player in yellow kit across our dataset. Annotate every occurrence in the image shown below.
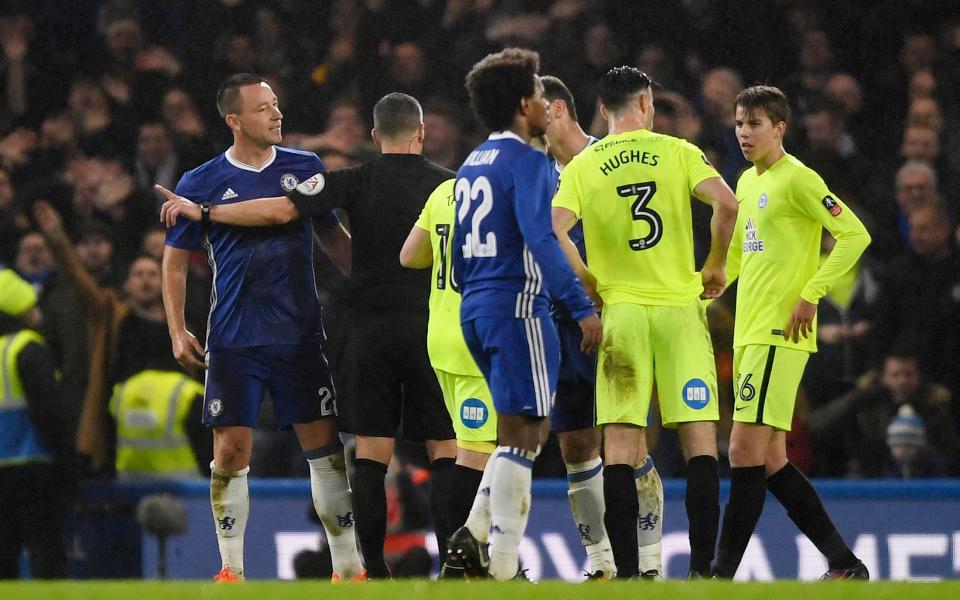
[713,85,870,580]
[552,66,739,579]
[400,178,498,578]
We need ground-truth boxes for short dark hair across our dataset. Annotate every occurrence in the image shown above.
[541,75,578,122]
[216,73,267,118]
[465,47,540,131]
[735,85,791,125]
[599,66,652,113]
[373,93,423,138]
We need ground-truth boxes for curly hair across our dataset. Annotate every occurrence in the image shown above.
[465,48,540,132]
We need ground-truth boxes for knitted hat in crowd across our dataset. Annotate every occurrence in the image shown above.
[0,268,37,317]
[886,405,927,447]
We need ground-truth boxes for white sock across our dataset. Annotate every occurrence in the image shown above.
[567,457,615,576]
[464,449,498,543]
[488,447,535,581]
[306,443,363,579]
[635,457,664,574]
[210,462,250,576]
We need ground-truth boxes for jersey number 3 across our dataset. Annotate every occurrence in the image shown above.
[456,176,498,258]
[618,181,662,251]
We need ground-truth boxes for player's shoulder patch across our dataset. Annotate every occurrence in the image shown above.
[296,173,325,196]
[821,194,842,217]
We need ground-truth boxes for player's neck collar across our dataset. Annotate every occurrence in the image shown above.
[488,130,525,144]
[225,146,277,172]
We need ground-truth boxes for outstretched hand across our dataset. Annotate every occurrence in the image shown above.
[33,201,65,238]
[157,185,201,227]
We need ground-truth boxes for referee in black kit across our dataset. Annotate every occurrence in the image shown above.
[157,92,458,578]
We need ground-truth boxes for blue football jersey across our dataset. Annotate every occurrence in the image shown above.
[452,131,594,323]
[548,136,597,320]
[165,146,325,350]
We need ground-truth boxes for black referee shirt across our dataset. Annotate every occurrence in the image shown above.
[289,153,454,312]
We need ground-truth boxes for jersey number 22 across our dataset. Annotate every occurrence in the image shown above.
[456,176,498,258]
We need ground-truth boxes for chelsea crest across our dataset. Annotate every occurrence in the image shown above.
[281,173,300,192]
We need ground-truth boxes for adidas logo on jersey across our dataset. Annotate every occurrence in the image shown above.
[221,188,238,200]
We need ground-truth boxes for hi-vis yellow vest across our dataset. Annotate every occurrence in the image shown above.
[0,330,52,466]
[109,370,202,479]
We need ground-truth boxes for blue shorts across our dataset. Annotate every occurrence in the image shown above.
[203,339,336,429]
[462,316,559,418]
[551,317,597,432]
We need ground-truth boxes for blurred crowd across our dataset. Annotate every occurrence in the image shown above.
[2,0,960,483]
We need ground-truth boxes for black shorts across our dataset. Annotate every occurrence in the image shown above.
[338,309,454,441]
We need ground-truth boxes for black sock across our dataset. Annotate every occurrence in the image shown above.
[429,457,456,561]
[351,458,390,578]
[603,464,639,578]
[685,455,720,575]
[715,465,767,578]
[450,464,484,532]
[767,462,858,570]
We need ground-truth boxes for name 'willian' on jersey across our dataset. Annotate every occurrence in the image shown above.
[452,131,594,323]
[165,146,326,350]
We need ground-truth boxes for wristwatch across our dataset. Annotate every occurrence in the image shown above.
[200,202,211,228]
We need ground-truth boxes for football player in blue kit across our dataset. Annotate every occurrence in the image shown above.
[162,73,363,582]
[445,49,602,581]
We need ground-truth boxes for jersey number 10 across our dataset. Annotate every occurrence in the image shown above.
[456,176,498,258]
[435,223,459,291]
[618,181,663,251]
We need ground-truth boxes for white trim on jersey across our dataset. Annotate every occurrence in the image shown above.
[516,246,543,318]
[488,131,525,144]
[202,230,218,353]
[523,317,551,416]
[224,146,277,172]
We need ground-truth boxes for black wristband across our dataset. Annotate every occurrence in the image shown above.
[200,202,211,228]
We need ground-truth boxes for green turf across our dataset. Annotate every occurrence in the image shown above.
[1,580,958,600]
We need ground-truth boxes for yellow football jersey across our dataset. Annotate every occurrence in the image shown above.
[726,154,871,352]
[414,179,482,377]
[553,129,720,306]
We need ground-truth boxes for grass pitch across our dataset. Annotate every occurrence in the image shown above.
[2,580,958,600]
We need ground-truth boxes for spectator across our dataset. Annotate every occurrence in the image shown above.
[698,67,747,184]
[107,362,207,480]
[807,349,960,477]
[0,165,28,262]
[804,231,879,410]
[872,203,960,397]
[14,231,55,293]
[800,98,870,205]
[422,99,468,170]
[884,405,946,478]
[39,220,121,441]
[160,86,213,166]
[0,268,73,579]
[33,202,207,475]
[67,77,126,158]
[134,120,181,208]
